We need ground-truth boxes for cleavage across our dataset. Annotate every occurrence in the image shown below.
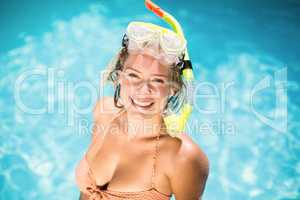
[90,137,155,190]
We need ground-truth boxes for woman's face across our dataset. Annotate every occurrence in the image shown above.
[118,53,175,116]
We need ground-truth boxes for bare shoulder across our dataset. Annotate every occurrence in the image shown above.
[164,133,209,200]
[93,96,120,121]
[177,134,209,166]
[161,133,209,176]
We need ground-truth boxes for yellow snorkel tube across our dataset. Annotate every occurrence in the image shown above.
[145,0,194,137]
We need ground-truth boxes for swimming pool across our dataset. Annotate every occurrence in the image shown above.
[0,0,299,199]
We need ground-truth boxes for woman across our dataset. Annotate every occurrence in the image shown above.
[75,19,209,200]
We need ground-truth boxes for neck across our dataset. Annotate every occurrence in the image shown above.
[123,110,166,140]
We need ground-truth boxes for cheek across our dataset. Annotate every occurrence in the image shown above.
[118,85,132,109]
[153,88,170,104]
[120,78,132,91]
[119,82,135,102]
[158,89,169,98]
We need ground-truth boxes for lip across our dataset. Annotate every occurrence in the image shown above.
[130,97,154,108]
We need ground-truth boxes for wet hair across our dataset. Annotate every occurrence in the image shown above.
[104,45,187,115]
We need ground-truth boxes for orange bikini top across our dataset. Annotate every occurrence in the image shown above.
[74,111,172,199]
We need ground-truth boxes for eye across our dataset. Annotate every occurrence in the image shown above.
[126,72,139,79]
[125,72,141,83]
[128,73,138,77]
[152,78,165,84]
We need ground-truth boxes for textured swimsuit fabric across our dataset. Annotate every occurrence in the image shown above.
[75,151,171,200]
[75,116,172,200]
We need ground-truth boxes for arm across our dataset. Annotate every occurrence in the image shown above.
[87,96,118,154]
[77,97,115,199]
[169,144,209,200]
[91,96,113,142]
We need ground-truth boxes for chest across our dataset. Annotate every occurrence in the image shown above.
[88,136,157,187]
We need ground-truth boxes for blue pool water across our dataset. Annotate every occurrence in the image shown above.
[0,0,299,199]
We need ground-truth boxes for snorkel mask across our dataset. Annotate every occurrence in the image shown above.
[125,21,187,66]
[120,0,195,137]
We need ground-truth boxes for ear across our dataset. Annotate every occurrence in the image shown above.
[169,88,177,97]
[171,83,180,96]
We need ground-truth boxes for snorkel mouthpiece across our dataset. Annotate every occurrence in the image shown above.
[145,0,195,137]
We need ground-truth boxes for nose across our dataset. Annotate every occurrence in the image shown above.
[138,79,152,94]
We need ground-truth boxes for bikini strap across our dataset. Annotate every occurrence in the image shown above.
[151,133,160,188]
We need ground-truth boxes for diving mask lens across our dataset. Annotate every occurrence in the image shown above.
[127,22,156,43]
[126,22,186,57]
[160,31,186,55]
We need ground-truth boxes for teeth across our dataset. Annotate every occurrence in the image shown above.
[133,99,153,107]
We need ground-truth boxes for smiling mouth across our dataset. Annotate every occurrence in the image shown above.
[130,97,154,108]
